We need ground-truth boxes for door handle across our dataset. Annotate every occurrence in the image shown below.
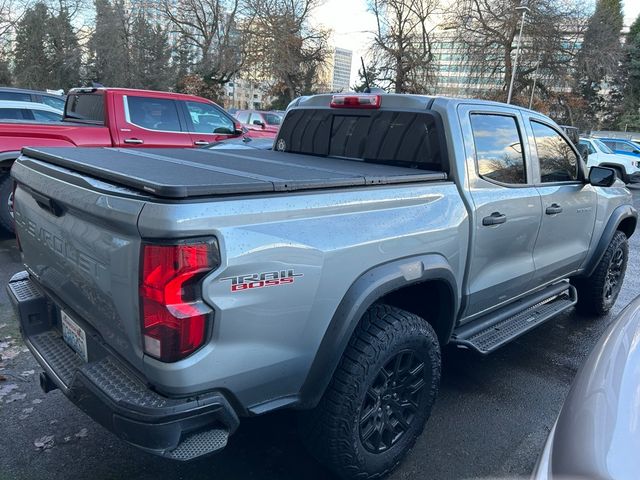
[124,138,144,144]
[193,140,209,146]
[545,204,563,215]
[482,212,507,226]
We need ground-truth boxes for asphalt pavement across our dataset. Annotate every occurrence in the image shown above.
[1,186,639,480]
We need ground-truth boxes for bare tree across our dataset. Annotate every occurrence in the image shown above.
[245,0,330,107]
[160,0,249,94]
[368,0,440,93]
[448,0,585,100]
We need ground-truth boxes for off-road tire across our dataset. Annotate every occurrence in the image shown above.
[300,304,441,480]
[0,173,15,234]
[572,230,628,316]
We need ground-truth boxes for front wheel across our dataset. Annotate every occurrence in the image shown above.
[0,174,15,234]
[300,304,441,479]
[572,230,628,316]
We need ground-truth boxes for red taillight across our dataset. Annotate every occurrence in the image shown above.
[140,240,219,362]
[330,94,381,109]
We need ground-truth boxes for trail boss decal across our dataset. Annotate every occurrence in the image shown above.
[221,270,303,292]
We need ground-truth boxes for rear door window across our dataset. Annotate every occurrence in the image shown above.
[276,109,446,171]
[0,91,31,102]
[125,96,182,132]
[470,114,526,184]
[65,93,105,124]
[0,108,28,120]
[32,110,63,122]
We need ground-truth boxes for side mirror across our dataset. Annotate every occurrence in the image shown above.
[589,166,617,187]
[252,119,265,128]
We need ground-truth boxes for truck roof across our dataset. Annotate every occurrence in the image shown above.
[67,87,220,104]
[291,93,542,117]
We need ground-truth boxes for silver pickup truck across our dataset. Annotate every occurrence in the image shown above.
[7,93,637,479]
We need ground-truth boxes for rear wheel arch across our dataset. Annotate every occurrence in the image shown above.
[298,254,459,409]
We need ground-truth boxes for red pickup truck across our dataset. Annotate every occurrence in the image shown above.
[0,87,243,232]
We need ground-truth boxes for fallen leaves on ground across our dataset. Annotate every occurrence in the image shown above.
[34,435,55,451]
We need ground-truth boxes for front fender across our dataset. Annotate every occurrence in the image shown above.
[581,204,637,277]
[298,254,459,408]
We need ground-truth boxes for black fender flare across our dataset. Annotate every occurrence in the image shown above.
[298,254,459,408]
[581,204,637,277]
[0,151,19,172]
[599,163,628,183]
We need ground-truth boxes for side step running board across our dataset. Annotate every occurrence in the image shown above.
[451,282,577,354]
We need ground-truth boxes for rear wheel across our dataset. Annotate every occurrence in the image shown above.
[0,173,14,234]
[300,304,441,479]
[572,230,628,316]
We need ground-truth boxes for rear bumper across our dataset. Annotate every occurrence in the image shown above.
[7,270,239,460]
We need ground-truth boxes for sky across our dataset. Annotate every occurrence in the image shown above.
[312,0,640,87]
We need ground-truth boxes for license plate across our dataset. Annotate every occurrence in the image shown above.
[61,311,88,362]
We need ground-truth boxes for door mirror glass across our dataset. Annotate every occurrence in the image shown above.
[589,166,616,187]
[252,119,265,127]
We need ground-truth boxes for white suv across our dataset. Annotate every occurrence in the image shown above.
[579,137,640,184]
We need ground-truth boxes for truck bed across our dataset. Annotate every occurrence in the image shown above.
[21,147,447,199]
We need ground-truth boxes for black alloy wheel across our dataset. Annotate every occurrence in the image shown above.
[359,350,426,454]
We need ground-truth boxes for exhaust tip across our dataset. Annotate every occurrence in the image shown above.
[39,372,58,393]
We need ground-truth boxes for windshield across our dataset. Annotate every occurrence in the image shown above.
[594,139,614,154]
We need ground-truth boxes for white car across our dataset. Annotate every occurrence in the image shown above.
[579,137,640,184]
[0,100,63,123]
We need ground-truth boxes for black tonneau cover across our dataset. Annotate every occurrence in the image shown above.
[20,147,447,199]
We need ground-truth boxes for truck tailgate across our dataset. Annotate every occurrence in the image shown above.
[11,158,146,370]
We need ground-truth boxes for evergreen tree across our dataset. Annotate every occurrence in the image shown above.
[13,2,50,89]
[47,7,81,90]
[576,0,624,128]
[88,0,128,86]
[130,13,173,90]
[0,57,11,86]
[618,15,640,130]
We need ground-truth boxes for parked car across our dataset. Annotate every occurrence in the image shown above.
[7,93,636,479]
[0,87,65,111]
[533,294,640,480]
[0,100,63,122]
[579,137,640,184]
[234,109,283,138]
[599,137,640,158]
[0,86,244,233]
